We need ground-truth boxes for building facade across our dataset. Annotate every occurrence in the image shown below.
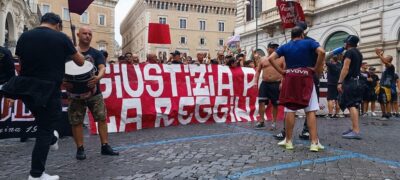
[236,0,400,72]
[0,0,41,54]
[37,0,118,60]
[120,0,236,61]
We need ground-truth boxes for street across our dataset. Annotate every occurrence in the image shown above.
[1,116,400,180]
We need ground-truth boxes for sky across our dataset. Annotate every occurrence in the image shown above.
[114,0,137,46]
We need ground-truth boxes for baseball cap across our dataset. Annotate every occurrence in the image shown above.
[170,50,181,56]
[295,21,309,33]
[344,35,360,46]
[268,41,279,48]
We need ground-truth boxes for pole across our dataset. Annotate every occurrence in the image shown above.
[255,0,258,50]
[68,11,77,46]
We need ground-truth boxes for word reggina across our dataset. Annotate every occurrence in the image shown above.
[100,64,256,98]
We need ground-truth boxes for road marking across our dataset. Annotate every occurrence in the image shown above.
[228,154,358,179]
[113,132,249,151]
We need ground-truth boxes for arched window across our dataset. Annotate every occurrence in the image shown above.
[324,31,349,52]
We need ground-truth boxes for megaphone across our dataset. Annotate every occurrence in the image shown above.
[327,47,345,56]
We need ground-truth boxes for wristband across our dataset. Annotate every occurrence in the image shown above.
[337,82,342,85]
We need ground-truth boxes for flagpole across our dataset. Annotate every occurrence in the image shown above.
[68,10,77,46]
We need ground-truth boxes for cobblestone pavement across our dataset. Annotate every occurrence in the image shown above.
[1,116,400,180]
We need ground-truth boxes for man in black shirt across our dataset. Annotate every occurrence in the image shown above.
[337,35,363,139]
[326,55,342,118]
[170,50,183,64]
[16,13,85,180]
[0,46,15,117]
[67,26,119,161]
[365,67,379,116]
[376,48,395,120]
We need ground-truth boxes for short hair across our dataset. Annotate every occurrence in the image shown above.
[125,52,133,56]
[236,53,245,59]
[291,27,304,39]
[40,13,62,25]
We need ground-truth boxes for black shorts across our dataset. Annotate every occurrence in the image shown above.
[392,91,398,102]
[363,89,377,101]
[327,85,339,100]
[339,79,364,111]
[258,81,280,106]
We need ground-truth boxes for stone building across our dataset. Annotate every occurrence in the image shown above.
[0,0,41,54]
[235,0,400,71]
[37,0,119,59]
[120,0,236,61]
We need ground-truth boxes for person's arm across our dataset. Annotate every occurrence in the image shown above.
[375,48,392,66]
[314,47,326,75]
[268,52,284,75]
[70,52,85,66]
[337,57,351,93]
[253,58,264,85]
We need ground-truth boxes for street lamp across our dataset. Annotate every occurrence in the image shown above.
[245,0,258,50]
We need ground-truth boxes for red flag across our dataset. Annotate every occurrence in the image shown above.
[68,0,94,15]
[148,23,171,44]
[276,0,305,29]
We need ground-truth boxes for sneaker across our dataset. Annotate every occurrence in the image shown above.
[310,143,319,152]
[331,114,338,118]
[28,172,59,180]
[273,131,285,140]
[379,116,389,121]
[50,131,59,151]
[317,140,325,150]
[254,122,265,129]
[277,139,294,150]
[101,144,119,156]
[269,122,277,130]
[342,128,352,135]
[342,131,362,140]
[371,112,377,117]
[361,113,368,117]
[277,138,287,146]
[299,131,310,140]
[285,141,294,150]
[76,146,86,160]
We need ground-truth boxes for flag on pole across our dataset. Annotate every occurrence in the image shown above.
[226,35,240,46]
[276,0,305,29]
[68,0,94,15]
[148,23,171,44]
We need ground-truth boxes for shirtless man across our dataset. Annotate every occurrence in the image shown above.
[254,42,285,130]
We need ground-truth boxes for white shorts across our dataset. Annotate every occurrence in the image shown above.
[284,85,319,113]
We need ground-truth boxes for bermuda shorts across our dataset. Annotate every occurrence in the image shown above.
[68,93,107,125]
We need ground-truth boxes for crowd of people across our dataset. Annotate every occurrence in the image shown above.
[110,44,261,69]
[1,11,399,179]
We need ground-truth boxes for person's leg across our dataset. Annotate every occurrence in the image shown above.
[335,101,341,116]
[371,100,376,113]
[68,99,86,148]
[258,102,266,123]
[363,101,369,115]
[284,112,296,143]
[87,94,118,155]
[348,107,360,133]
[87,94,108,144]
[328,100,334,116]
[305,111,318,144]
[28,97,61,177]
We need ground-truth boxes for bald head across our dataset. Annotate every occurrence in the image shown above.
[77,26,93,46]
[147,53,158,64]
